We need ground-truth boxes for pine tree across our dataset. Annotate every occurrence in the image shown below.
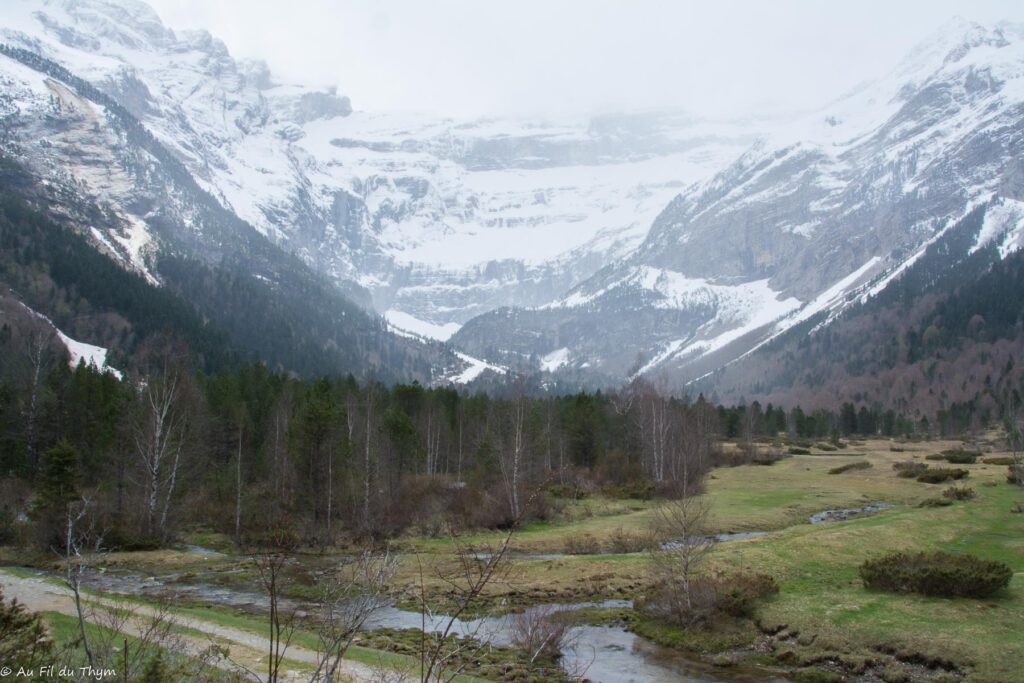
[34,439,80,514]
[0,587,52,677]
[140,654,169,683]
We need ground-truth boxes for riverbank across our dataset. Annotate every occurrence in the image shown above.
[3,437,1021,681]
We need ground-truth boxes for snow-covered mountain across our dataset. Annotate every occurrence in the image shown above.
[0,0,758,336]
[3,1,1024,389]
[453,18,1024,385]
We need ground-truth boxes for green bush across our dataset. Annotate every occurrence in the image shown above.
[102,528,164,551]
[918,497,953,508]
[939,449,980,464]
[828,461,872,475]
[547,483,590,500]
[860,551,1012,597]
[639,571,778,625]
[981,456,1013,465]
[942,486,976,501]
[788,447,811,455]
[893,461,927,478]
[925,453,946,461]
[713,572,779,617]
[916,467,969,484]
[602,480,656,500]
[1008,465,1024,485]
[0,586,53,672]
[815,443,837,452]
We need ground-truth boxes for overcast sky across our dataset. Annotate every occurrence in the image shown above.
[146,0,1024,120]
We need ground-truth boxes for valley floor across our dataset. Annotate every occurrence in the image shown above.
[3,437,1022,682]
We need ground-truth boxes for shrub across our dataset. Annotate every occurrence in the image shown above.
[102,529,165,551]
[510,605,569,662]
[916,467,969,484]
[889,446,906,452]
[1011,502,1023,514]
[918,497,953,508]
[893,461,927,478]
[939,449,980,464]
[607,527,655,554]
[815,443,837,452]
[1008,465,1024,485]
[829,461,872,475]
[563,533,601,555]
[639,571,778,625]
[981,456,1013,465]
[925,453,946,461]
[942,486,976,501]
[547,483,590,500]
[602,480,656,500]
[860,551,1012,597]
[0,587,53,672]
[788,447,811,455]
[713,572,779,617]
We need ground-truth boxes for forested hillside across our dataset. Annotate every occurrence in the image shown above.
[0,156,452,381]
[704,203,1024,431]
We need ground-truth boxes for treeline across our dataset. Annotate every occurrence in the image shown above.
[1,323,934,550]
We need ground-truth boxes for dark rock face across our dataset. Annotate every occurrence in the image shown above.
[293,90,352,123]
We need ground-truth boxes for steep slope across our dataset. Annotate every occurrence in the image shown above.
[696,200,1024,422]
[454,19,1024,385]
[0,0,757,334]
[0,39,452,381]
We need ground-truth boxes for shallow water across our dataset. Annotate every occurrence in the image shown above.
[80,569,786,682]
[808,501,890,524]
[366,599,787,682]
[563,625,789,683]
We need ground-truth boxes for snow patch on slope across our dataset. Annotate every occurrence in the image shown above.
[385,309,461,342]
[17,302,123,379]
[540,347,570,372]
[972,198,1024,256]
[448,351,507,384]
[632,274,802,376]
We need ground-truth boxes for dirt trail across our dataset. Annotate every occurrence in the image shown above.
[0,569,384,683]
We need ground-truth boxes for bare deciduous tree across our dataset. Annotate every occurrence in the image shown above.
[24,329,50,476]
[498,391,527,520]
[249,530,301,683]
[309,549,398,683]
[132,338,195,539]
[1006,394,1024,486]
[415,528,514,683]
[60,496,97,668]
[509,604,571,666]
[647,493,716,624]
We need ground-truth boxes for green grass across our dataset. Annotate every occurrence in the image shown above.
[72,586,485,682]
[708,469,1023,682]
[15,438,1023,681]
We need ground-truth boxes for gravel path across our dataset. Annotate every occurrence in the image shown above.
[0,569,384,683]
